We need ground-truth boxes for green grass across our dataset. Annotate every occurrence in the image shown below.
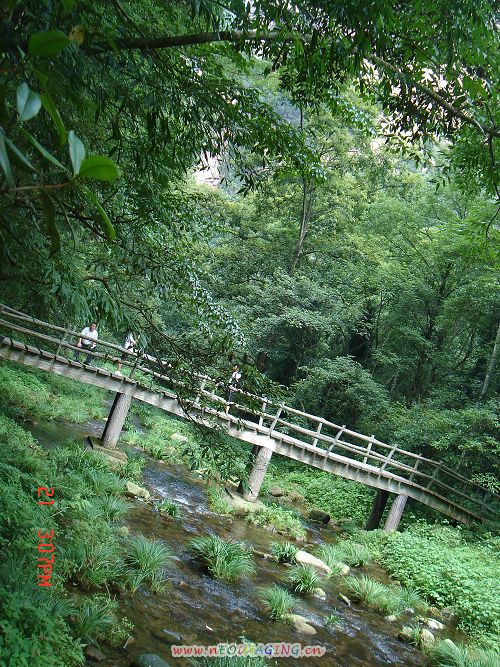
[259,584,297,620]
[247,503,306,540]
[0,361,107,423]
[335,541,373,567]
[123,535,172,593]
[156,498,180,518]
[190,535,255,582]
[271,541,298,564]
[207,485,234,515]
[428,640,500,667]
[286,564,321,595]
[314,544,348,574]
[342,574,429,616]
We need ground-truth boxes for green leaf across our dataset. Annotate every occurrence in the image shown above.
[78,155,119,181]
[40,192,60,255]
[83,187,116,241]
[4,135,37,173]
[21,128,66,170]
[0,130,15,186]
[28,30,70,57]
[60,0,76,11]
[68,130,85,175]
[16,83,41,121]
[41,91,67,146]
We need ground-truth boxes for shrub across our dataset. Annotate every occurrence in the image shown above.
[271,541,298,564]
[72,595,117,644]
[190,535,255,582]
[259,585,297,620]
[286,564,321,595]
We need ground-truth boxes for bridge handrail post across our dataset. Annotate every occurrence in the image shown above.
[426,461,443,490]
[55,326,70,358]
[327,425,346,453]
[258,399,268,427]
[312,421,323,448]
[380,446,396,471]
[194,377,207,405]
[362,436,375,465]
[268,405,283,436]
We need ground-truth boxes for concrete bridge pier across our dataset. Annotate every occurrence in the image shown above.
[365,489,390,530]
[101,392,132,449]
[243,445,273,501]
[384,493,409,531]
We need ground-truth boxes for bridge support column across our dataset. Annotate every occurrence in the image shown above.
[365,489,390,530]
[101,392,132,449]
[384,493,408,531]
[243,445,272,501]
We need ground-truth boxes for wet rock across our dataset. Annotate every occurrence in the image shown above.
[170,433,188,444]
[126,481,151,500]
[398,626,414,642]
[152,629,182,644]
[295,550,331,575]
[308,510,330,524]
[253,549,274,560]
[385,615,398,623]
[226,493,265,515]
[334,562,351,576]
[339,593,351,606]
[116,525,129,536]
[312,587,326,600]
[179,580,189,588]
[425,618,445,631]
[268,486,284,497]
[285,614,317,635]
[440,606,457,623]
[131,655,172,667]
[85,646,106,662]
[123,636,135,649]
[419,628,435,648]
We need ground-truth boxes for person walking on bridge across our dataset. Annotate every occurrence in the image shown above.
[74,322,98,366]
[226,364,242,412]
[115,332,139,375]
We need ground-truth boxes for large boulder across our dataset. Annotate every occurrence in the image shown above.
[131,655,172,667]
[419,629,435,648]
[285,614,317,635]
[125,481,151,500]
[398,626,414,642]
[425,618,445,631]
[295,550,331,575]
[268,486,284,497]
[170,433,188,444]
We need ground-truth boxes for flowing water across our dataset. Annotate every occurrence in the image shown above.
[27,418,426,667]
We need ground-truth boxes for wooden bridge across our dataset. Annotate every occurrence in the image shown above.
[0,303,498,531]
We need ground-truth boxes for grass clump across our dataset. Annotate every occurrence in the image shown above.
[336,541,373,567]
[259,584,297,620]
[190,535,255,582]
[314,544,347,574]
[271,541,298,564]
[286,564,321,595]
[123,535,172,593]
[428,640,500,667]
[248,503,306,540]
[207,485,234,515]
[343,575,398,614]
[156,498,180,519]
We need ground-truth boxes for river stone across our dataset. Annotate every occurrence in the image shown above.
[85,646,106,662]
[170,433,188,444]
[312,587,326,600]
[131,655,172,667]
[419,629,435,647]
[425,618,445,631]
[152,628,182,644]
[126,481,151,500]
[398,626,414,642]
[308,509,331,524]
[285,614,317,635]
[339,593,351,606]
[268,486,284,497]
[333,562,350,576]
[295,550,331,575]
[385,615,398,623]
[116,525,129,536]
[226,493,265,515]
[288,490,305,502]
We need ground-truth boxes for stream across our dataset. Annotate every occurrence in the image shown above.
[27,417,427,667]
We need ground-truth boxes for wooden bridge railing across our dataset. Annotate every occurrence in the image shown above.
[0,302,498,523]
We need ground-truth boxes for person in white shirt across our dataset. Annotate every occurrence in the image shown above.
[116,332,138,375]
[227,365,242,405]
[74,322,98,365]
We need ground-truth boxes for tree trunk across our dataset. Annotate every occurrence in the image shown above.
[479,322,500,400]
